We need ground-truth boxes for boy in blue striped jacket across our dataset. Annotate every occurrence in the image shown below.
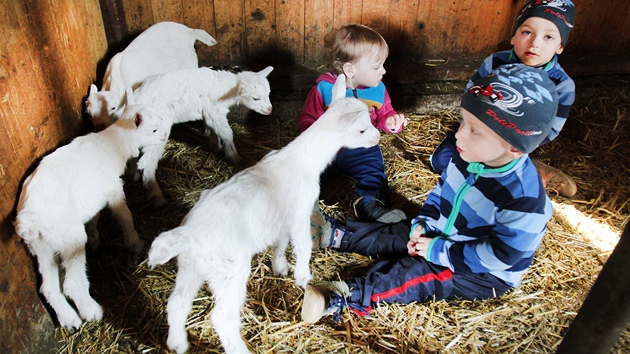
[433,0,577,197]
[303,64,558,323]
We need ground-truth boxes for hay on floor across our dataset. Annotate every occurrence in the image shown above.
[53,77,630,353]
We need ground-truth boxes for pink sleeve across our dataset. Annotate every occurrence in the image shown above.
[298,86,326,132]
[374,89,401,134]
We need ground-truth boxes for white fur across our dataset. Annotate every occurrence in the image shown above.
[14,96,167,330]
[147,74,380,354]
[127,66,274,207]
[85,21,217,131]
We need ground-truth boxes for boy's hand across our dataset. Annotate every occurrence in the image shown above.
[385,113,408,132]
[407,226,430,257]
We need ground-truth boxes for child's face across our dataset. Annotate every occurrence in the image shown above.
[511,17,564,67]
[455,108,521,167]
[348,54,387,88]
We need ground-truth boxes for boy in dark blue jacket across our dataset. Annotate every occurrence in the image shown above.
[434,0,577,197]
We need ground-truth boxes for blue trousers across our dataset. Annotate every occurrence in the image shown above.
[337,219,511,316]
[323,145,390,205]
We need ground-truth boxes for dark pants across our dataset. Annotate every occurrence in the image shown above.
[323,145,390,205]
[337,219,512,316]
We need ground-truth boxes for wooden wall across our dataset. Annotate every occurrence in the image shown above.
[0,1,107,352]
[114,0,630,72]
[0,0,629,352]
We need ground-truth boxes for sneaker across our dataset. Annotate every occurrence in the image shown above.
[353,198,407,223]
[301,281,350,323]
[311,206,346,249]
[533,160,577,198]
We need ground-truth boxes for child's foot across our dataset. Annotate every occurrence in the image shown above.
[533,160,577,198]
[301,281,350,323]
[310,206,346,249]
[353,199,406,223]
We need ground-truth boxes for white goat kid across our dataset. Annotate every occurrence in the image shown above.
[128,66,274,207]
[86,21,217,130]
[15,93,167,330]
[147,74,380,354]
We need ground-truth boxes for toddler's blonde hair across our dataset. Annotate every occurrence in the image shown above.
[325,24,389,74]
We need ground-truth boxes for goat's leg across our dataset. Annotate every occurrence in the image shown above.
[210,265,251,354]
[108,191,144,253]
[85,212,101,251]
[271,235,290,277]
[137,141,168,207]
[26,239,83,329]
[289,219,314,288]
[60,238,103,322]
[166,260,204,354]
[202,111,241,163]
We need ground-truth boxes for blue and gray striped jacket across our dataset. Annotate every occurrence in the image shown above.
[466,49,575,145]
[411,152,553,287]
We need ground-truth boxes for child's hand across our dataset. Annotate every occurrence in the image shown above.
[408,235,432,258]
[385,113,408,133]
[407,226,427,257]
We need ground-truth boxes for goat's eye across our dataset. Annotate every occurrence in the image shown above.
[359,129,366,134]
[253,97,260,101]
[153,129,158,133]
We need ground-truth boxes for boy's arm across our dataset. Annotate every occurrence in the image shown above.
[541,77,576,144]
[424,197,552,274]
[297,86,326,132]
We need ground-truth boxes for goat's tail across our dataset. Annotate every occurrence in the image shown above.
[193,29,218,47]
[147,228,186,268]
[14,212,41,242]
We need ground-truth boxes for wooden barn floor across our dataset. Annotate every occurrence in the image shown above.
[52,74,629,353]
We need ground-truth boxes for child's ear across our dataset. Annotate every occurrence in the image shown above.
[342,62,355,78]
[508,146,524,159]
[510,35,516,46]
[556,44,564,55]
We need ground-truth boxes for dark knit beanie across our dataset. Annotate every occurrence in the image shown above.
[461,64,558,154]
[513,0,576,46]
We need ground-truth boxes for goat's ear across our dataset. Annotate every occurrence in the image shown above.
[134,112,143,127]
[125,86,135,105]
[332,74,347,101]
[89,84,98,95]
[259,66,274,77]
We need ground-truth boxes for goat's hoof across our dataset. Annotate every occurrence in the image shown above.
[58,311,83,331]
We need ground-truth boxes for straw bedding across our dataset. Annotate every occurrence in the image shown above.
[54,75,629,353]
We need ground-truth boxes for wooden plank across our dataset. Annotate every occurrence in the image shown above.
[213,0,245,65]
[182,0,219,65]
[121,0,154,35]
[304,0,334,67]
[386,0,420,59]
[414,0,440,57]
[361,0,389,36]
[275,0,305,64]
[245,0,276,63]
[150,0,184,23]
[333,0,362,27]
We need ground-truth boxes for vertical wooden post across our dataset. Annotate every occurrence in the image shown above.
[556,223,630,353]
[99,0,128,47]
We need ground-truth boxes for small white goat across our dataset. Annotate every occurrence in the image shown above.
[147,74,380,354]
[15,91,167,330]
[127,66,274,207]
[86,21,217,130]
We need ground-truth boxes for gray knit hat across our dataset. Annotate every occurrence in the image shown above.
[513,0,576,46]
[461,64,558,154]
